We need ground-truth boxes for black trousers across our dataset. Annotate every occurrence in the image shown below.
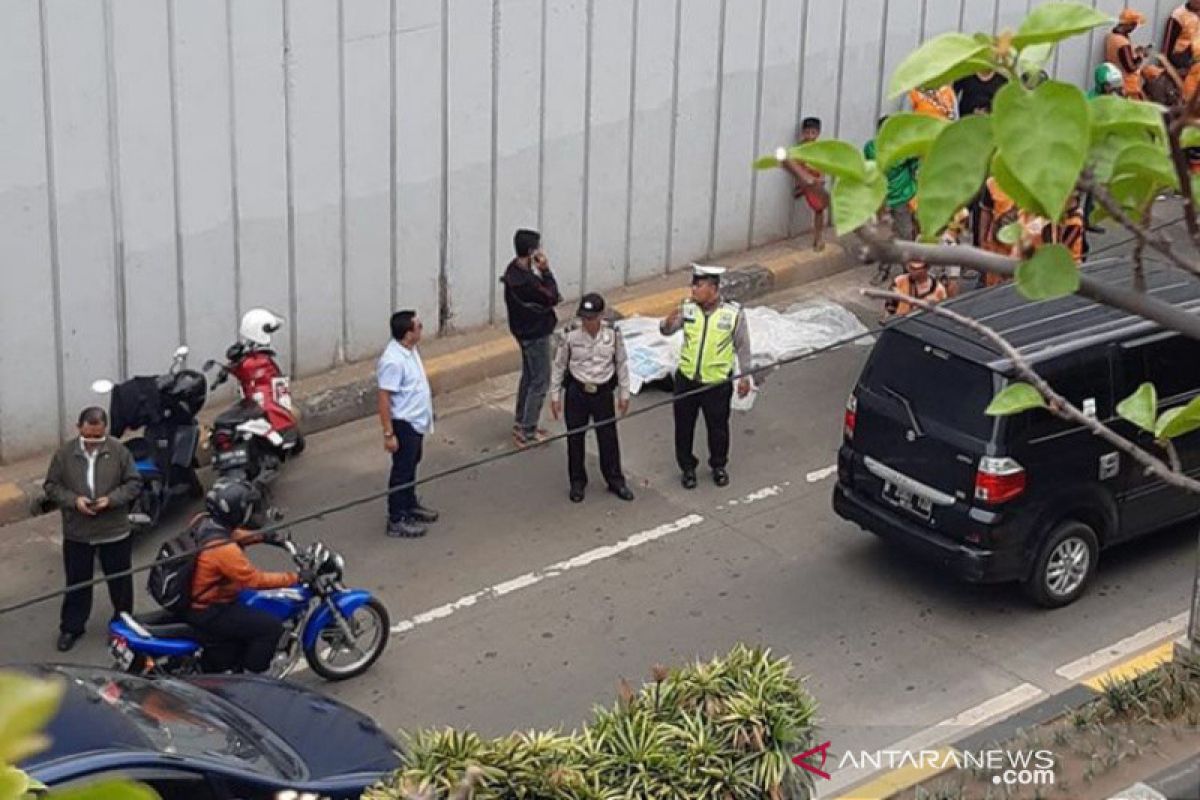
[673,372,734,471]
[60,537,134,635]
[185,603,284,674]
[387,419,424,522]
[564,380,625,489]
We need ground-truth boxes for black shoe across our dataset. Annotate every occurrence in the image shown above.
[608,484,635,501]
[712,468,730,487]
[569,484,586,503]
[409,504,439,523]
[386,518,428,538]
[681,470,698,490]
[57,631,81,652]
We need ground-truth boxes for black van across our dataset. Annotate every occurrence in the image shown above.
[833,261,1200,607]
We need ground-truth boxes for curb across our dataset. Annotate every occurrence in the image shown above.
[0,243,854,528]
[833,637,1186,800]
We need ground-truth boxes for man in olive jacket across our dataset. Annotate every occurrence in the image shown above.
[43,407,142,652]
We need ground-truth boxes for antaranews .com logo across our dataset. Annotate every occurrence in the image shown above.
[793,742,1056,788]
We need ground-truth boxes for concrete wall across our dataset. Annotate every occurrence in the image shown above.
[0,0,1142,461]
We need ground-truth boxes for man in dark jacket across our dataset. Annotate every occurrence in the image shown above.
[502,228,561,448]
[43,407,142,652]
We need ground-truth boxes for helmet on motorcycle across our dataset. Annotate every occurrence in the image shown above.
[239,308,285,347]
[204,479,260,529]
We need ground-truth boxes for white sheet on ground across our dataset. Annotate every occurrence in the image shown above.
[616,300,872,395]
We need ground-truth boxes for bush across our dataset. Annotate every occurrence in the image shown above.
[365,645,820,800]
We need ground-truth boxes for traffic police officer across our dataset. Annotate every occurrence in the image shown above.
[550,293,635,503]
[660,265,753,489]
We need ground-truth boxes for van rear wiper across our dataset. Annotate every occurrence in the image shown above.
[882,386,925,439]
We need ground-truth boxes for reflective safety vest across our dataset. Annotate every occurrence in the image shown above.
[678,300,740,384]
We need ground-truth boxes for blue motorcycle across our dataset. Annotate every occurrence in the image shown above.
[109,537,391,681]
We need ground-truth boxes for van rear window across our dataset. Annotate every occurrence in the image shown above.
[861,330,997,440]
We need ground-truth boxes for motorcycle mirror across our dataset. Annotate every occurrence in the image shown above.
[91,379,115,394]
[174,345,189,359]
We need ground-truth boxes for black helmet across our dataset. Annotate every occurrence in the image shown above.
[204,479,260,529]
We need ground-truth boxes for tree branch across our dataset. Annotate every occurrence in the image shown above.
[1077,173,1200,280]
[862,288,1200,495]
[854,226,1200,342]
[1166,113,1200,251]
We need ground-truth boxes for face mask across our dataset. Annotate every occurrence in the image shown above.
[80,436,107,445]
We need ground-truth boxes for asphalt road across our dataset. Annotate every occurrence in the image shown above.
[0,264,1194,794]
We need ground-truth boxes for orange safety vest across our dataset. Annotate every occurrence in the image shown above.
[890,274,948,316]
[1106,32,1146,99]
[1168,6,1200,61]
[908,86,957,120]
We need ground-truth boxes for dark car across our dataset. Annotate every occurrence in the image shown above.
[17,664,403,799]
[833,260,1200,607]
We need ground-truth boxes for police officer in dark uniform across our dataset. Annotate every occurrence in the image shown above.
[549,293,635,503]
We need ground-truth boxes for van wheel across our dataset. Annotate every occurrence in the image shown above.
[1024,521,1098,608]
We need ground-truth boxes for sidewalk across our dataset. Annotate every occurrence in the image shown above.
[0,236,854,527]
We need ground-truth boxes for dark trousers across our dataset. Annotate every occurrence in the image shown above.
[672,372,734,471]
[60,536,134,635]
[514,335,552,436]
[564,380,626,489]
[387,419,424,522]
[185,603,283,674]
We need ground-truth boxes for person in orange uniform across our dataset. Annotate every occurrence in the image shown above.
[1164,1,1200,99]
[908,85,958,120]
[979,177,1017,286]
[1057,193,1087,263]
[1107,9,1150,99]
[186,480,300,674]
[885,260,948,318]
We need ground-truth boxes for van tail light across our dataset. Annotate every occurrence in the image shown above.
[974,457,1026,504]
[843,394,858,440]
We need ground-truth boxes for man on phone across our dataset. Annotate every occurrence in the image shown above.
[502,229,561,448]
[43,407,142,652]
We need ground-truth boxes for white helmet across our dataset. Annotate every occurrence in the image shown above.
[239,308,284,346]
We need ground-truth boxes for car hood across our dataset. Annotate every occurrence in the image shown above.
[187,674,404,781]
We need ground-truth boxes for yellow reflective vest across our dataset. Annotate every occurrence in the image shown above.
[678,300,740,384]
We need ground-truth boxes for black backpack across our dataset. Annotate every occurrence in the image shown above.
[147,520,229,614]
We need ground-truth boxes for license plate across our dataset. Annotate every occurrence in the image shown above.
[883,481,933,520]
[110,638,134,670]
[216,449,249,468]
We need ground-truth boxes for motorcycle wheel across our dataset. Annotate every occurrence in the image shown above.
[303,597,390,681]
[291,432,306,456]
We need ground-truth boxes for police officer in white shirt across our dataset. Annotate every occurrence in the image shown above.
[550,293,635,503]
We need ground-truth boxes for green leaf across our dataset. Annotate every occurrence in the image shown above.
[1015,244,1081,300]
[1118,382,1158,434]
[1017,43,1057,77]
[1112,143,1179,190]
[1156,396,1200,439]
[831,170,887,235]
[1182,127,1200,149]
[986,382,1047,416]
[997,221,1023,245]
[888,32,990,98]
[1013,2,1113,48]
[0,674,63,764]
[0,766,30,800]
[753,153,782,170]
[1087,130,1143,184]
[991,153,1042,214]
[875,114,949,170]
[1109,173,1157,222]
[1090,96,1166,137]
[786,140,867,182]
[917,116,995,237]
[993,80,1090,218]
[45,779,160,800]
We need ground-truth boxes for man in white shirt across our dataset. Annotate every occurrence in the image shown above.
[377,311,438,538]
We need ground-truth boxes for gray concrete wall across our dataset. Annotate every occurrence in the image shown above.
[0,0,1148,461]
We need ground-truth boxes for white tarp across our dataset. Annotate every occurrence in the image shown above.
[616,300,872,395]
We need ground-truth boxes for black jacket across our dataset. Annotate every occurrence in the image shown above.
[44,437,142,543]
[501,260,561,341]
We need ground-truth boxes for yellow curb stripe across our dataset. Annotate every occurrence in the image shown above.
[833,747,958,800]
[0,483,23,506]
[614,287,688,318]
[1083,641,1175,691]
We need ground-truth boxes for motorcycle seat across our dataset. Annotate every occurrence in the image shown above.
[130,609,204,640]
[214,400,267,428]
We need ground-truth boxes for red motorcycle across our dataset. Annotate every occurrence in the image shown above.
[204,309,305,493]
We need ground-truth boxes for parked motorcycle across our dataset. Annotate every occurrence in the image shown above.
[108,535,390,681]
[205,309,304,494]
[91,346,207,532]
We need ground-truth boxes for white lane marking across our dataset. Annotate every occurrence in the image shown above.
[1055,611,1189,682]
[723,484,787,508]
[1108,782,1166,800]
[823,682,1046,796]
[389,514,707,634]
[806,464,837,483]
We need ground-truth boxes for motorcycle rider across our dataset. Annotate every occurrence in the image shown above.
[186,480,303,673]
